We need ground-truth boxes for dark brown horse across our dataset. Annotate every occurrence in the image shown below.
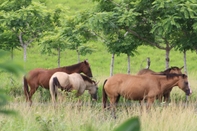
[103,73,191,118]
[137,66,184,102]
[24,60,93,105]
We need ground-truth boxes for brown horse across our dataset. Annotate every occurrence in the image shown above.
[103,73,191,118]
[24,60,93,106]
[137,66,185,102]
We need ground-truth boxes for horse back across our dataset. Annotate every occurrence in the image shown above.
[49,72,72,90]
[68,73,84,90]
[137,69,155,75]
[26,68,62,89]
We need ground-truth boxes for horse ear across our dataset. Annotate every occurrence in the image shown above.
[180,66,184,70]
[96,81,100,85]
[84,59,88,64]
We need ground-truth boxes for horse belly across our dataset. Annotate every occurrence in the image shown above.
[38,76,51,89]
[121,91,145,101]
[120,84,148,101]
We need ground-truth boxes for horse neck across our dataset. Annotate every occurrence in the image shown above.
[84,80,94,90]
[159,76,179,91]
[56,64,82,74]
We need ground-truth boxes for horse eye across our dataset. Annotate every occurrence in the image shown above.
[185,82,188,85]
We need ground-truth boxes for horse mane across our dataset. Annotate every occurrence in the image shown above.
[160,66,180,74]
[80,74,95,84]
[158,73,187,79]
[62,61,84,70]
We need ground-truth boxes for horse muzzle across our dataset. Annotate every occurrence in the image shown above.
[91,94,98,101]
[185,89,192,96]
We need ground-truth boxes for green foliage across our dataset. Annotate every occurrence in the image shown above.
[114,117,140,131]
[0,50,24,115]
[0,89,16,115]
[0,50,24,76]
[89,1,141,57]
[63,11,97,59]
[0,0,54,61]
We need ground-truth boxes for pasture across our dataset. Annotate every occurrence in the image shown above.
[1,44,197,131]
[1,0,197,130]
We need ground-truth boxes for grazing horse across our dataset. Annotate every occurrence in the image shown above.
[137,66,190,102]
[24,60,93,106]
[103,73,191,118]
[49,72,98,104]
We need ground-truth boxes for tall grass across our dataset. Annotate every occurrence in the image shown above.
[1,100,197,131]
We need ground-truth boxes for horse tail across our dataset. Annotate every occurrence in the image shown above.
[102,79,108,109]
[52,77,60,98]
[23,76,29,101]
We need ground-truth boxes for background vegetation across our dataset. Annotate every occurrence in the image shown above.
[0,0,197,131]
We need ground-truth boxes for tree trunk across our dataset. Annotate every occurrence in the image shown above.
[183,49,188,75]
[146,57,150,69]
[77,49,80,63]
[11,47,14,60]
[127,54,130,74]
[58,47,61,67]
[110,54,115,76]
[165,49,170,69]
[18,32,31,62]
[23,44,27,62]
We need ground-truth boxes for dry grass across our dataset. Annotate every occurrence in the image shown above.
[1,98,197,131]
[0,72,197,131]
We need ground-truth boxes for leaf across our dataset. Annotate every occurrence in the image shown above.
[0,62,24,76]
[113,117,140,131]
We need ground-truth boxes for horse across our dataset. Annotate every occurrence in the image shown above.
[23,60,93,106]
[49,72,98,104]
[137,66,188,102]
[102,73,191,118]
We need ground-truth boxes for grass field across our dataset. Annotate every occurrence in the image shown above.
[1,43,197,131]
[1,0,197,131]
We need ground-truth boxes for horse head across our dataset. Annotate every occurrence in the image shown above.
[177,74,192,96]
[89,81,98,101]
[81,60,93,77]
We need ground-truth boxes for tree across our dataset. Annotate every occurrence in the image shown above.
[90,0,197,70]
[0,25,20,59]
[0,0,52,61]
[173,0,197,74]
[63,11,97,63]
[126,0,197,69]
[89,0,141,75]
[40,6,68,67]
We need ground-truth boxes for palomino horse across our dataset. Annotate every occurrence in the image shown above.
[49,72,98,104]
[24,60,93,106]
[103,73,191,118]
[137,66,190,102]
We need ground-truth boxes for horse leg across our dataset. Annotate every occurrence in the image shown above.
[139,100,146,113]
[164,92,171,103]
[110,96,118,119]
[157,94,163,103]
[147,97,155,111]
[49,83,57,105]
[76,88,85,97]
[28,85,39,106]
